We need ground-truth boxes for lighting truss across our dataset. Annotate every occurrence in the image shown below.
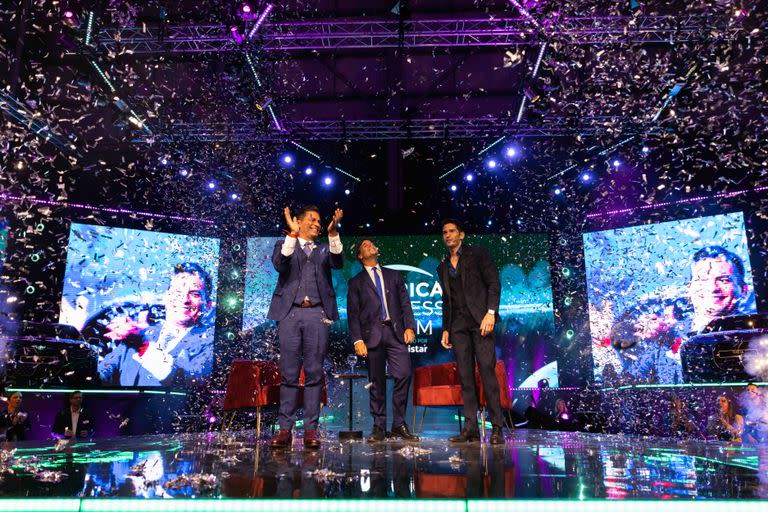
[130,116,631,143]
[82,15,741,55]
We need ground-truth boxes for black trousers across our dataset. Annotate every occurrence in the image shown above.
[450,310,503,429]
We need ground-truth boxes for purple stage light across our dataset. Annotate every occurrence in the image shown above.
[465,173,474,182]
[505,147,517,158]
[304,166,313,175]
[282,154,293,164]
[230,26,244,44]
[344,189,350,195]
[642,146,650,153]
[179,169,189,177]
[248,3,274,38]
[487,159,497,169]
[324,176,333,186]
[207,181,216,190]
[242,3,252,13]
[554,187,562,195]
[230,193,239,200]
[450,184,457,191]
[581,172,592,183]
[64,10,74,19]
[612,159,620,167]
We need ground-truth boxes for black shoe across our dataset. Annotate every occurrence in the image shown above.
[389,424,419,441]
[367,426,386,443]
[489,426,505,445]
[448,428,481,443]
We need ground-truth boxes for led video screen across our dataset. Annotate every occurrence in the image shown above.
[584,212,757,385]
[58,223,220,388]
[243,234,556,398]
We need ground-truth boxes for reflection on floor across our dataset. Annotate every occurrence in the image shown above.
[0,428,766,502]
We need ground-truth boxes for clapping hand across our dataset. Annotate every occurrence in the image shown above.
[284,207,300,234]
[327,208,343,236]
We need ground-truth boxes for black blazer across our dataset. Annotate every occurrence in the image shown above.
[52,408,95,438]
[347,266,417,350]
[437,244,501,332]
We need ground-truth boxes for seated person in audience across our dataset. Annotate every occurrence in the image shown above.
[706,395,744,442]
[741,382,768,444]
[0,391,32,442]
[52,391,94,440]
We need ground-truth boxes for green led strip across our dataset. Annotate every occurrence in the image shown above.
[0,499,764,512]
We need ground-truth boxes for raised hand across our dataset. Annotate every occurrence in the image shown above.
[441,330,452,349]
[284,207,300,234]
[327,208,343,236]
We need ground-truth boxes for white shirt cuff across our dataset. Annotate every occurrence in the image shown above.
[354,340,365,346]
[328,234,343,254]
[281,235,297,256]
[487,309,495,315]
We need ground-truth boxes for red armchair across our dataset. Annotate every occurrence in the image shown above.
[222,359,328,437]
[411,360,511,436]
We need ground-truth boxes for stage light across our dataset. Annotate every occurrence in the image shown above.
[465,173,474,182]
[344,189,350,195]
[179,169,189,177]
[207,181,216,190]
[230,193,239,200]
[612,159,620,167]
[64,10,74,19]
[160,156,168,165]
[566,329,575,339]
[642,146,650,154]
[505,147,517,158]
[304,166,313,175]
[208,415,217,424]
[282,154,293,165]
[248,3,274,38]
[581,171,592,183]
[242,3,252,13]
[554,187,562,195]
[230,26,244,44]
[324,176,333,186]
[487,220,492,226]
[450,184,457,192]
[486,159,497,169]
[15,160,25,170]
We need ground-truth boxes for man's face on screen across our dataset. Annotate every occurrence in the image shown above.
[689,256,744,318]
[165,272,208,328]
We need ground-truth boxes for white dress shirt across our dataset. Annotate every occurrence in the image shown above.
[281,234,343,256]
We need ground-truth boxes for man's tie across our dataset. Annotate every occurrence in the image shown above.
[373,267,387,321]
[302,242,313,257]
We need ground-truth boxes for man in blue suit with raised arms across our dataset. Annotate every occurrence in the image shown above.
[347,239,419,442]
[268,205,344,450]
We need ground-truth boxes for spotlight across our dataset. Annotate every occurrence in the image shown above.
[465,173,474,182]
[486,159,497,169]
[505,147,517,158]
[242,3,252,13]
[15,160,25,170]
[324,176,333,186]
[230,193,239,200]
[580,172,592,183]
[554,187,562,195]
[160,156,168,165]
[207,181,216,190]
[304,166,313,175]
[344,189,350,195]
[450,184,458,192]
[282,154,294,165]
[229,25,244,44]
[487,220,493,226]
[642,146,650,154]
[179,169,189,177]
[64,10,74,19]
[612,159,620,168]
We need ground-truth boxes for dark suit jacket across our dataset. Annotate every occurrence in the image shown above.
[52,408,95,438]
[347,266,417,349]
[437,244,501,331]
[98,322,214,387]
[267,238,344,322]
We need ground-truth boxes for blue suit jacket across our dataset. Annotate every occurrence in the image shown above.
[98,322,213,387]
[267,239,344,322]
[347,266,417,349]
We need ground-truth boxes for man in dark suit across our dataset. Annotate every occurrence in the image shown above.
[268,205,344,449]
[52,391,95,439]
[347,239,419,442]
[98,262,214,387]
[437,219,504,444]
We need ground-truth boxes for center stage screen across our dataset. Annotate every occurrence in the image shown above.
[59,223,220,388]
[584,212,757,386]
[243,234,556,393]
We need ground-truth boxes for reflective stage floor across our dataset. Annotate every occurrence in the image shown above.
[0,428,766,509]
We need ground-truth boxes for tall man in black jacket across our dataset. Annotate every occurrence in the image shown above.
[437,219,504,444]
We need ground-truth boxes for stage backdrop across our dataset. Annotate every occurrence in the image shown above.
[584,212,757,386]
[58,223,220,388]
[243,234,557,416]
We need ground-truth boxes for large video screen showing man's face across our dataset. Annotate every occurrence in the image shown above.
[584,212,756,385]
[243,234,556,396]
[59,224,220,388]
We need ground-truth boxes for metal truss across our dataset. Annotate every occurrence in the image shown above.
[88,15,741,55]
[131,116,635,143]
